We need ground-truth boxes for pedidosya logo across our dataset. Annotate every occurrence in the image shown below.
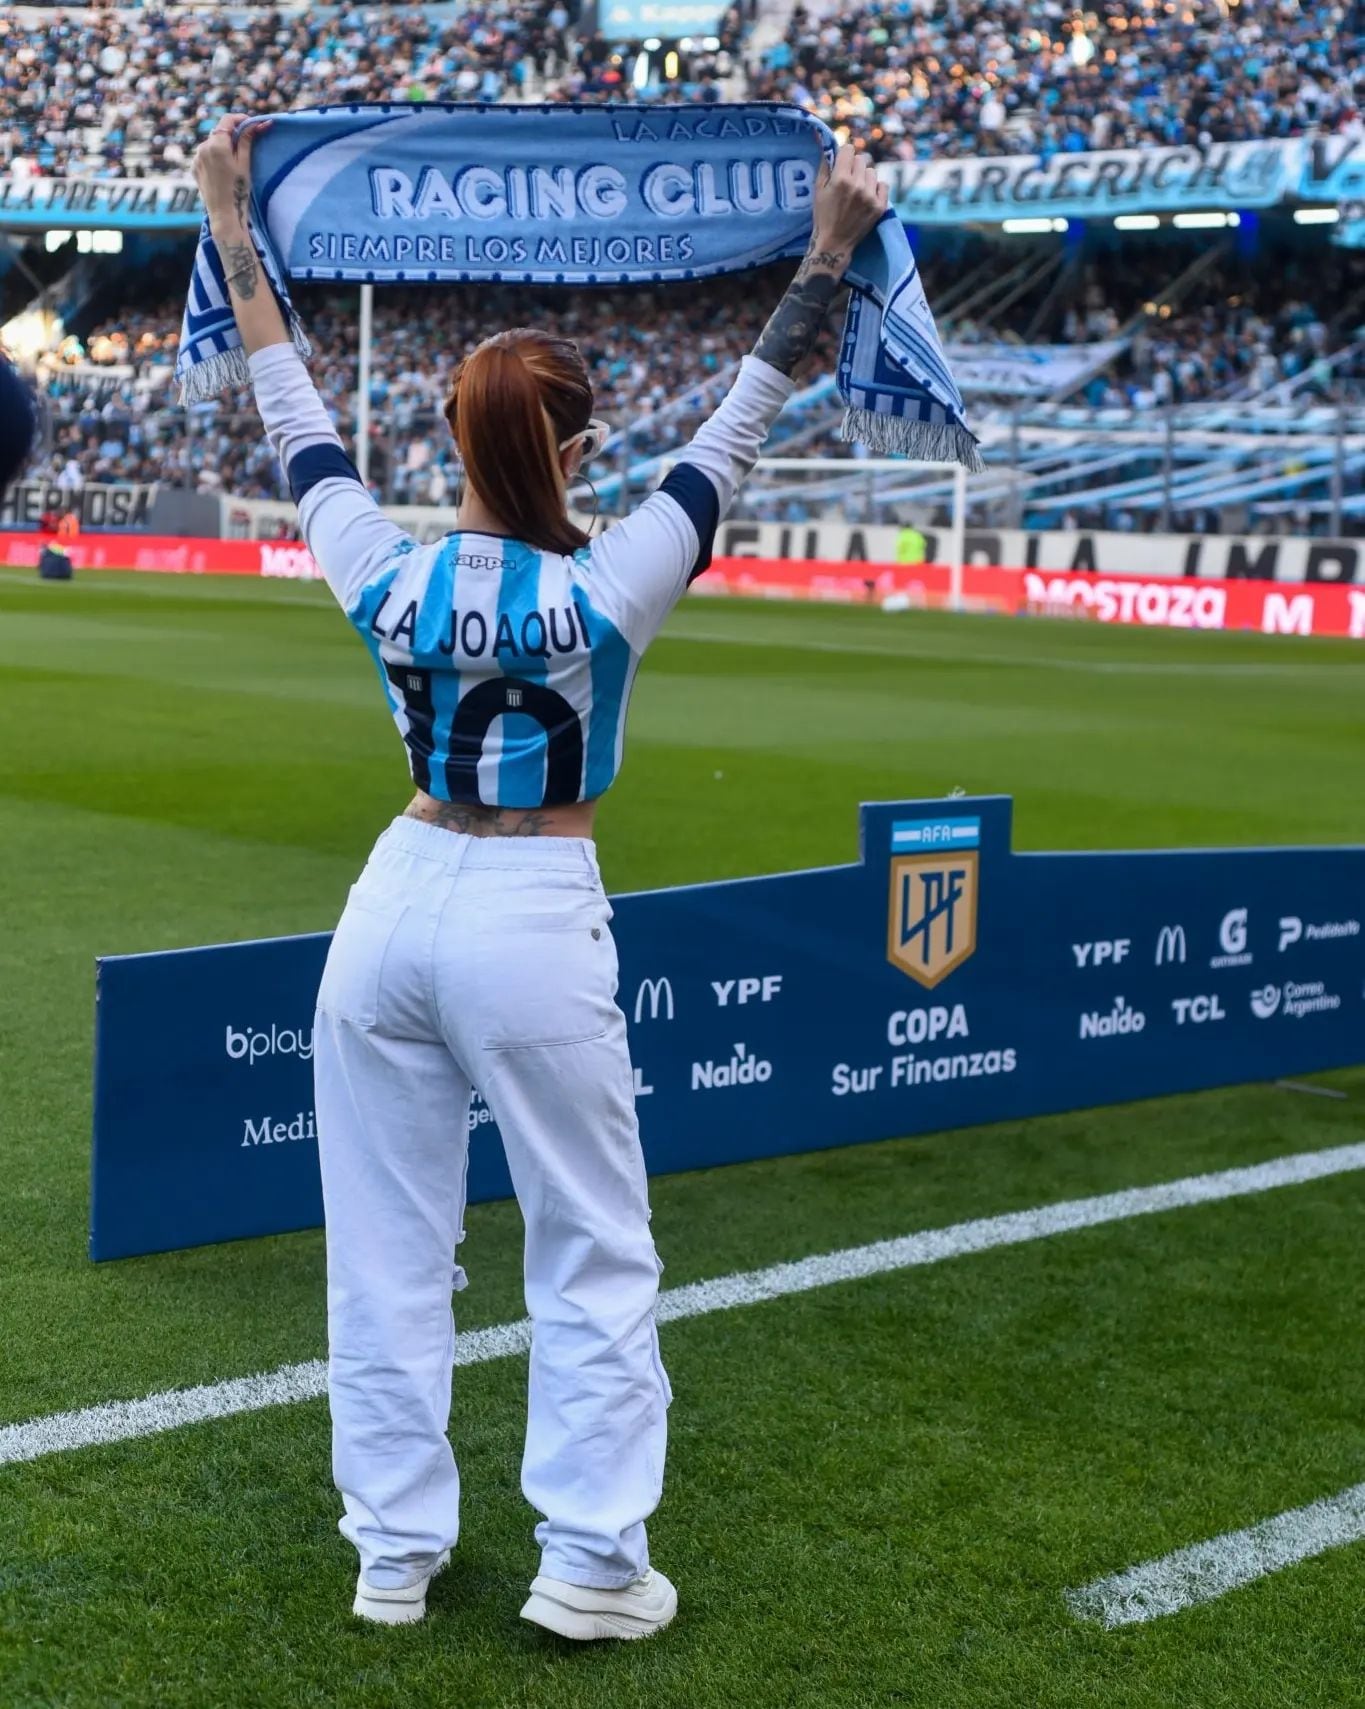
[226,1023,314,1065]
[887,817,979,989]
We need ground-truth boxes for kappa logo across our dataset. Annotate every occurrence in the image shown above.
[633,977,675,1023]
[887,818,979,989]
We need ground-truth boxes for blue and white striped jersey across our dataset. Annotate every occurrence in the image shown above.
[250,343,793,807]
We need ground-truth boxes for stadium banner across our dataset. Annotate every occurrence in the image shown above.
[16,136,1365,239]
[1,482,157,532]
[5,528,1363,633]
[882,138,1312,223]
[90,794,1365,1259]
[947,340,1128,399]
[0,176,203,230]
[694,557,1365,636]
[709,520,1365,584]
[599,0,729,37]
[0,530,319,577]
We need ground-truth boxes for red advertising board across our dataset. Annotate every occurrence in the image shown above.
[695,556,1365,639]
[4,534,1364,638]
[0,533,324,580]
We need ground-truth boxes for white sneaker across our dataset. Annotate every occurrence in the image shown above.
[352,1550,450,1625]
[520,1567,678,1641]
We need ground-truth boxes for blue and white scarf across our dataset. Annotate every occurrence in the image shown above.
[177,102,981,469]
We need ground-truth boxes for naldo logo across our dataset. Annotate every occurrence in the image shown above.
[1078,996,1146,1040]
[691,1042,773,1091]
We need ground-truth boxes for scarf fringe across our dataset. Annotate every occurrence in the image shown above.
[839,408,985,473]
[178,318,312,406]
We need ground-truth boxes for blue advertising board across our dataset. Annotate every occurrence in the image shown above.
[91,795,1365,1260]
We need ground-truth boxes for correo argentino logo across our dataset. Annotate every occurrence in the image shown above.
[887,818,980,989]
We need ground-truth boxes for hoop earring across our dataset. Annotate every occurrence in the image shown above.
[567,471,601,534]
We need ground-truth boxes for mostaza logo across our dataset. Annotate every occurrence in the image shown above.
[887,818,980,989]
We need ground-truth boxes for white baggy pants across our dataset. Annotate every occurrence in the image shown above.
[314,816,670,1592]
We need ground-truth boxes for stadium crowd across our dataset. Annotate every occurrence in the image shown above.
[25,240,1361,506]
[6,0,1365,514]
[30,267,839,503]
[2,0,1361,177]
[749,0,1365,162]
[0,2,745,179]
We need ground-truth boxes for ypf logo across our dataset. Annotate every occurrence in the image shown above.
[887,816,980,989]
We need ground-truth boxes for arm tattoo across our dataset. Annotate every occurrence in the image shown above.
[231,173,250,227]
[752,249,847,375]
[222,241,259,301]
[406,799,553,837]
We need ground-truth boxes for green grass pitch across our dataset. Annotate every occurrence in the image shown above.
[0,567,1362,1708]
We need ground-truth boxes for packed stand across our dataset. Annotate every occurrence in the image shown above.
[0,2,745,181]
[28,266,840,503]
[747,0,1365,163]
[8,0,1365,178]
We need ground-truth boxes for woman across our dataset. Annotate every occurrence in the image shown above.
[194,116,885,1641]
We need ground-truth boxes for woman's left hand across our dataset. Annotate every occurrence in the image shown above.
[193,115,268,230]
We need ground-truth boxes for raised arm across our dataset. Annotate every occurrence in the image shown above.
[581,145,887,645]
[192,118,411,613]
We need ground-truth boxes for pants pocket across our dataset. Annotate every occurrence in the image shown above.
[317,889,408,1030]
[478,909,617,1050]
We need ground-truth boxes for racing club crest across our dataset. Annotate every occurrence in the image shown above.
[887,818,980,988]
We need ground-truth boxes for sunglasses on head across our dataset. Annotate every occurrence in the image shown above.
[558,417,611,462]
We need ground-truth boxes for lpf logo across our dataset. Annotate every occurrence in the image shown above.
[887,817,980,989]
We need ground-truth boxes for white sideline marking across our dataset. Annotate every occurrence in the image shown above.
[2,1141,1362,1470]
[1067,1480,1365,1627]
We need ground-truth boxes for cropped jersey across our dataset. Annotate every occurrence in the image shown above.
[250,343,794,807]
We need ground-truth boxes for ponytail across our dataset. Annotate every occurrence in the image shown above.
[445,328,592,556]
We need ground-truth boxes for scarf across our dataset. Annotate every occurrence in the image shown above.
[176,102,981,469]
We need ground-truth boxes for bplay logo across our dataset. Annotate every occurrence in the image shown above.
[1079,996,1146,1040]
[1154,924,1187,966]
[691,1043,773,1091]
[226,1024,314,1065]
[1210,908,1252,969]
[633,977,675,1023]
[1171,994,1226,1025]
[1278,914,1360,952]
[1072,940,1131,968]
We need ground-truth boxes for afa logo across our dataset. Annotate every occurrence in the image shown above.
[887,817,980,989]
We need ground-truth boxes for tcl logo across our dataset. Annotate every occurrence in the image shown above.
[711,975,783,1006]
[1171,995,1227,1025]
[1072,940,1130,968]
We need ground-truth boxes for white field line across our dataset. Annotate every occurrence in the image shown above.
[2,1140,1362,1470]
[1067,1480,1365,1627]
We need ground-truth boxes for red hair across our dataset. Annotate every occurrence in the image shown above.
[445,328,592,556]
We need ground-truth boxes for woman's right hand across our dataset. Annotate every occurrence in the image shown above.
[809,143,888,269]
